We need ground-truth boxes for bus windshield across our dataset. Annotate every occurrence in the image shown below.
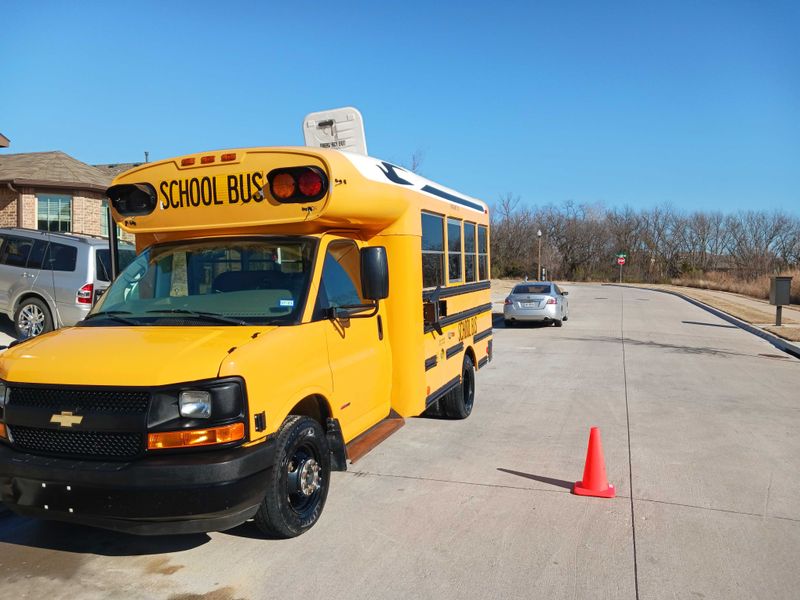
[84,237,317,327]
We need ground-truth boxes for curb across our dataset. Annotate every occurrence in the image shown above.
[607,284,800,360]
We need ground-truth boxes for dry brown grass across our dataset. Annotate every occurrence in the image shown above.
[763,326,800,342]
[672,269,800,304]
[659,286,799,325]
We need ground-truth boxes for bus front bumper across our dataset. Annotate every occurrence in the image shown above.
[0,439,275,535]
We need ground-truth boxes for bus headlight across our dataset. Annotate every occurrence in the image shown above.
[179,390,212,419]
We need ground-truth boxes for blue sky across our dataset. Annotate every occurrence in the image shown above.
[2,1,798,213]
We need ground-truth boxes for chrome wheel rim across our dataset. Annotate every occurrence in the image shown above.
[297,458,321,497]
[18,304,45,337]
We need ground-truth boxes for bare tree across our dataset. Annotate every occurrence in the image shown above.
[404,149,425,174]
[488,199,799,282]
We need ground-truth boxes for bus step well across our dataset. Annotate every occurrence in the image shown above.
[345,410,405,464]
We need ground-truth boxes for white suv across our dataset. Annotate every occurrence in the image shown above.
[0,228,135,338]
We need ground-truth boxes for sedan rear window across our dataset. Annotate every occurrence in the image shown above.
[513,284,551,294]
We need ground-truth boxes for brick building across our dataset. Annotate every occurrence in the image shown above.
[0,150,140,239]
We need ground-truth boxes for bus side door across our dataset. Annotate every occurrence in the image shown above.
[315,239,391,441]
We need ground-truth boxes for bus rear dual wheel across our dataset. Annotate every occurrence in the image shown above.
[254,415,331,538]
[441,354,476,419]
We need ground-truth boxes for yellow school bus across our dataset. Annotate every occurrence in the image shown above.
[0,147,492,537]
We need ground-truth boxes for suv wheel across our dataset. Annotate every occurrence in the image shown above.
[15,298,54,339]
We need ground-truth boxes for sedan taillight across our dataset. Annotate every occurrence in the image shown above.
[546,297,557,305]
[504,298,513,305]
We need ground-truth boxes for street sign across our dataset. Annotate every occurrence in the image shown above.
[617,257,626,266]
[616,252,627,258]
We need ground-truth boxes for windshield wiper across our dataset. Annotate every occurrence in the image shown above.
[81,311,140,326]
[145,309,249,326]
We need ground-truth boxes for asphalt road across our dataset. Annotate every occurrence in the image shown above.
[1,284,799,600]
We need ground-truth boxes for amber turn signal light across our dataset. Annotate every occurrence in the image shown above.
[147,422,245,450]
[0,423,7,439]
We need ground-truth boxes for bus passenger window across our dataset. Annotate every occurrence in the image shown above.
[478,225,489,281]
[464,222,476,283]
[421,213,445,288]
[447,218,462,283]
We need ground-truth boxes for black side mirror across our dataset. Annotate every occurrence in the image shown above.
[562,290,569,296]
[361,246,389,300]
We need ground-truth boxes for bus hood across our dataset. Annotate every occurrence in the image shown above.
[0,326,269,386]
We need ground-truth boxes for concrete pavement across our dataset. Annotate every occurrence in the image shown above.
[0,284,798,599]
[0,316,16,348]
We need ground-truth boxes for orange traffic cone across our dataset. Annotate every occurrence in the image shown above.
[573,427,615,498]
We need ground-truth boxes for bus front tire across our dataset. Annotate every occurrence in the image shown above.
[254,415,331,539]
[442,354,476,420]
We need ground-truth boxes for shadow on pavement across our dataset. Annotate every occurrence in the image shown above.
[0,315,17,343]
[682,320,737,329]
[492,313,552,330]
[497,468,573,491]
[218,520,284,540]
[0,513,210,556]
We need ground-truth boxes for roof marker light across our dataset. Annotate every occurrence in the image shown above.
[221,153,236,162]
[201,155,215,164]
[181,157,196,166]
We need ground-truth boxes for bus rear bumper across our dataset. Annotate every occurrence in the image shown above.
[0,439,275,535]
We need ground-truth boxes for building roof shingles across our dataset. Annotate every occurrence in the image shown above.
[0,151,113,191]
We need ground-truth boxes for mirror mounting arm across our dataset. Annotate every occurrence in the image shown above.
[328,302,379,321]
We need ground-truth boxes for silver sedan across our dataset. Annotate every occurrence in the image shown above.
[503,281,569,327]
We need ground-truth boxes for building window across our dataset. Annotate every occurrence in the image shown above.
[464,222,477,283]
[421,212,445,288]
[37,194,72,232]
[478,225,489,280]
[447,218,462,283]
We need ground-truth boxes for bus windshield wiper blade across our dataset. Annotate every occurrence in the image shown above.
[145,309,249,325]
[82,311,139,326]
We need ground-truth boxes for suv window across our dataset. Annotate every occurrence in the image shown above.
[0,236,34,268]
[47,242,78,272]
[96,249,137,282]
[26,240,50,269]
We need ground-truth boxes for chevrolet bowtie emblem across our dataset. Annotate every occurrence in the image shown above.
[50,411,83,428]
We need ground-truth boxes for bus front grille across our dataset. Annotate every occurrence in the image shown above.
[8,386,150,414]
[8,425,145,460]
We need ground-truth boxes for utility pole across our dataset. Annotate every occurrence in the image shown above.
[537,229,542,280]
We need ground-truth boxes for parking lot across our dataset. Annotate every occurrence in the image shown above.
[1,283,798,599]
